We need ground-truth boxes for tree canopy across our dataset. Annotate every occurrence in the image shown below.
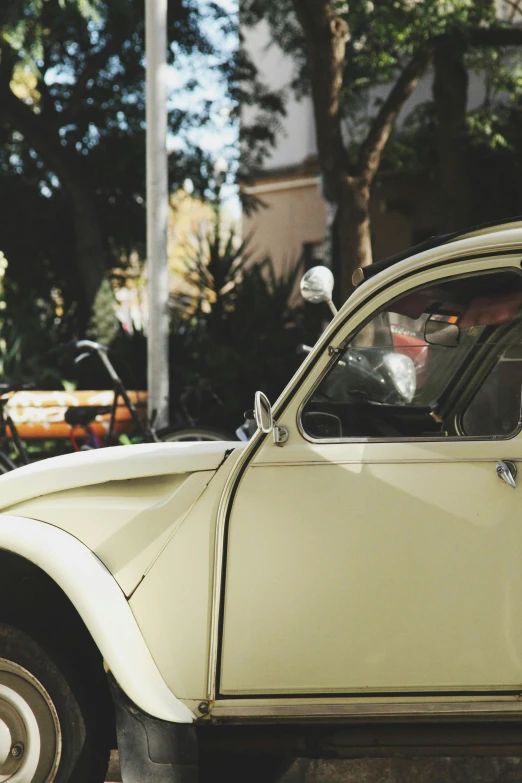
[0,0,223,334]
[242,0,522,298]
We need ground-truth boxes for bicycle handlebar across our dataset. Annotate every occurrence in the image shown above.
[49,339,109,358]
[74,340,108,353]
[50,339,120,383]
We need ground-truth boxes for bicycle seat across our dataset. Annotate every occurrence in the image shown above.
[64,405,112,427]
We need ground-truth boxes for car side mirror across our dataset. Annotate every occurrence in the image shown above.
[300,266,338,316]
[424,318,460,347]
[254,391,289,446]
[254,391,274,434]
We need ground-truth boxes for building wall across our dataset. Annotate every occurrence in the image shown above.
[244,172,439,278]
[241,21,316,170]
[244,178,326,269]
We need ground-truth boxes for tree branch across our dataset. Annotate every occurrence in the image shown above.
[63,33,125,124]
[357,48,432,182]
[497,0,522,21]
[292,0,337,35]
[355,22,522,184]
[290,0,348,199]
[0,82,78,186]
[0,41,17,91]
[0,0,27,28]
[468,25,522,47]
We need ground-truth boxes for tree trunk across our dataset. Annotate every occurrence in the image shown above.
[433,43,472,233]
[69,183,111,328]
[290,3,430,307]
[336,176,372,304]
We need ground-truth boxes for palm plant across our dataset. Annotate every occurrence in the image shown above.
[168,212,324,431]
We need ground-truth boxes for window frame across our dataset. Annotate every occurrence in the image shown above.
[455,322,522,438]
[297,267,522,445]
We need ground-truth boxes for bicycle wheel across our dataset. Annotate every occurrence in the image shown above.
[158,426,235,442]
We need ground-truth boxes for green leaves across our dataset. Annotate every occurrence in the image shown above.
[467,112,510,150]
[166,212,323,430]
[242,0,502,116]
[57,0,100,20]
[0,0,226,333]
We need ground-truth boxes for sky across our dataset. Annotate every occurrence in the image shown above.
[168,0,240,218]
[38,0,241,216]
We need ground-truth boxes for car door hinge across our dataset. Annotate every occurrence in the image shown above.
[328,345,342,356]
[273,426,289,446]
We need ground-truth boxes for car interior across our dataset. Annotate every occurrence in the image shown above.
[302,269,522,441]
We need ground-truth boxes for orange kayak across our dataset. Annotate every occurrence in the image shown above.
[3,390,147,439]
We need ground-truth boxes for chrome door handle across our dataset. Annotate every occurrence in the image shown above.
[496,460,517,488]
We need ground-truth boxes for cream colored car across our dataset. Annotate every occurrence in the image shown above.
[2,218,522,782]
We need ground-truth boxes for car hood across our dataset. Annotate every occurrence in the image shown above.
[0,440,239,511]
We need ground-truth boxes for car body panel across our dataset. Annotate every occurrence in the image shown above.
[220,253,522,697]
[0,442,241,595]
[4,472,214,596]
[0,514,194,723]
[130,448,244,701]
[0,440,237,509]
[221,448,522,694]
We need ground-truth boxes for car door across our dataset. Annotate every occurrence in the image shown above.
[219,256,522,698]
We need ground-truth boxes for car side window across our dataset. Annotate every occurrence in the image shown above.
[462,344,522,437]
[301,269,522,441]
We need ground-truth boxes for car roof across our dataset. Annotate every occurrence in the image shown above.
[352,217,522,288]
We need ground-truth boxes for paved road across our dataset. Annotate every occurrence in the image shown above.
[107,754,522,782]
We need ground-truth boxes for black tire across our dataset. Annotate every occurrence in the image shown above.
[158,426,235,442]
[0,623,110,782]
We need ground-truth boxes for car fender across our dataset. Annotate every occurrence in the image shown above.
[0,513,194,724]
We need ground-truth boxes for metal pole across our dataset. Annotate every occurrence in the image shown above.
[145,0,169,429]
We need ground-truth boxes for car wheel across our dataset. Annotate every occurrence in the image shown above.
[0,623,110,782]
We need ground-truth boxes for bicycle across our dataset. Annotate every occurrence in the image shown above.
[59,340,153,448]
[60,340,234,447]
[0,381,34,472]
[0,340,234,471]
